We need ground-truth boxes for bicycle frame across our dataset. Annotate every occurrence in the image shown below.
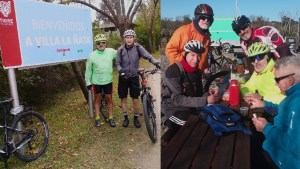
[0,99,24,164]
[209,39,237,74]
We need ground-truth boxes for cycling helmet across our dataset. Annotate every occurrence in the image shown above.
[123,29,136,37]
[247,42,270,57]
[94,34,107,42]
[194,4,214,23]
[232,15,251,34]
[184,40,205,54]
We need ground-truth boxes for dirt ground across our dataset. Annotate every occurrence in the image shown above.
[131,72,161,169]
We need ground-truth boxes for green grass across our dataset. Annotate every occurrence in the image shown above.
[0,53,160,168]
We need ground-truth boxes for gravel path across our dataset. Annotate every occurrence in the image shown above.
[132,71,161,169]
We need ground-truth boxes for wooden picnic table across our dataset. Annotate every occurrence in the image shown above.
[161,103,251,169]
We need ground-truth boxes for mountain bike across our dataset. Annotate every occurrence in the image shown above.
[99,93,109,122]
[208,38,236,74]
[0,98,49,167]
[138,68,159,143]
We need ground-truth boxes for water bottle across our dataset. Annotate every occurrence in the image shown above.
[229,79,240,105]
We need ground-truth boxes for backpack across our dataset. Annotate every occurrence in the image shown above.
[197,104,252,136]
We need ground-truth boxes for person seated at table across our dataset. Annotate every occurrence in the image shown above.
[248,56,300,169]
[161,40,219,143]
[241,42,285,113]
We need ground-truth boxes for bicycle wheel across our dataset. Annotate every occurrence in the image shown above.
[100,97,109,122]
[142,93,157,143]
[204,70,230,97]
[8,111,49,162]
[208,54,222,74]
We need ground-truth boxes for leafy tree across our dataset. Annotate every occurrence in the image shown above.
[135,0,160,52]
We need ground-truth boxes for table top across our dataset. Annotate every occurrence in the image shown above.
[161,103,251,169]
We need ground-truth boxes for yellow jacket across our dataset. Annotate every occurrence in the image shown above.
[165,22,211,71]
[240,59,285,104]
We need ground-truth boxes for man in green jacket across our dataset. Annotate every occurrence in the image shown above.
[85,34,117,127]
[241,42,285,106]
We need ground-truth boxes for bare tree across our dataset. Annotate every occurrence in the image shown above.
[63,0,143,38]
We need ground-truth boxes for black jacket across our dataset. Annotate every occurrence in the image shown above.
[163,62,208,120]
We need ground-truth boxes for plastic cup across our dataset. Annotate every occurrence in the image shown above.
[240,107,249,117]
[222,90,229,101]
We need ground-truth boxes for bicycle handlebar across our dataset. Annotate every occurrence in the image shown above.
[144,68,159,75]
[138,68,159,76]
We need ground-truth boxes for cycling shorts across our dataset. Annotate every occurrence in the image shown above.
[118,75,140,99]
[93,83,113,95]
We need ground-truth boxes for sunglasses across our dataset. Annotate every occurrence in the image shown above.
[274,73,295,84]
[249,54,266,63]
[199,15,213,22]
[96,41,106,45]
[235,24,249,34]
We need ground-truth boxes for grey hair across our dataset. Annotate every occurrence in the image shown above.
[274,56,300,82]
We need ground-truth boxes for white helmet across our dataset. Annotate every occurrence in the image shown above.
[184,40,205,54]
[123,29,136,37]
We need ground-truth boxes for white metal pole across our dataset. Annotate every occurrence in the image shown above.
[7,68,23,115]
[88,89,94,118]
[235,0,239,18]
[7,68,24,154]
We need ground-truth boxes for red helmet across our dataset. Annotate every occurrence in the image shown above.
[194,4,214,18]
[194,4,214,23]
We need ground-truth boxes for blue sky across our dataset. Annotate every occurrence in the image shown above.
[161,0,300,21]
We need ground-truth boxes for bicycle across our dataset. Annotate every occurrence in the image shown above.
[137,68,159,143]
[208,38,237,74]
[206,38,248,96]
[0,98,49,167]
[88,87,109,122]
[99,93,109,122]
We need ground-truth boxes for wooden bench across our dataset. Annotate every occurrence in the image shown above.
[161,105,251,169]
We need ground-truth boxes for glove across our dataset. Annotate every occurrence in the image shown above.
[154,62,161,69]
[87,85,92,90]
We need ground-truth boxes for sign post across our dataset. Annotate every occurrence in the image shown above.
[88,89,94,118]
[7,68,23,115]
[0,0,93,116]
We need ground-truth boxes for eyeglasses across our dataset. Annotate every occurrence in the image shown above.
[274,73,295,83]
[235,24,249,34]
[249,54,266,63]
[96,41,106,45]
[199,15,213,22]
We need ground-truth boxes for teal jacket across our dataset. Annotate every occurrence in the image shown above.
[85,48,117,86]
[263,82,300,169]
[240,59,285,104]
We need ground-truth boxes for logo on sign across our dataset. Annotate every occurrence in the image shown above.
[0,1,11,17]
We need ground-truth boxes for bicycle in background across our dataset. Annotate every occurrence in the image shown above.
[206,38,249,97]
[0,98,49,167]
[137,68,159,143]
[208,38,236,74]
